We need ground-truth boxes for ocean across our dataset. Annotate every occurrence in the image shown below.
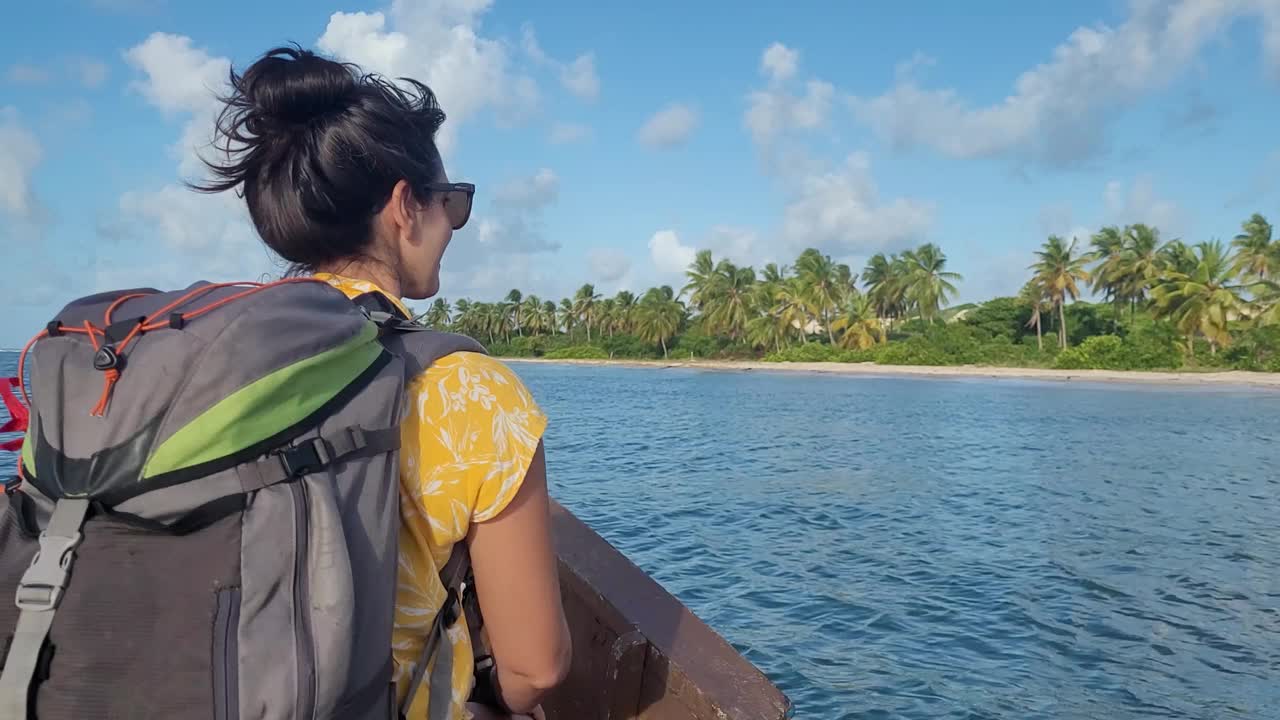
[3,351,1278,718]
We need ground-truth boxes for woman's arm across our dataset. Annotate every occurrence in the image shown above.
[466,439,571,713]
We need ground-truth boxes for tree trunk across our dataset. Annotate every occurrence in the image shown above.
[661,337,668,359]
[824,307,835,345]
[1036,318,1043,351]
[1058,300,1068,349]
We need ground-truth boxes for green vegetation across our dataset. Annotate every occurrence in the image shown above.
[417,213,1280,372]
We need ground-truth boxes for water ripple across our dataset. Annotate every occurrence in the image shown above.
[505,364,1280,719]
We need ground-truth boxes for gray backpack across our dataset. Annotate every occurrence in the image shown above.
[0,278,484,720]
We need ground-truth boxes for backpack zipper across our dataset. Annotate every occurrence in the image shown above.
[291,481,317,720]
[213,587,242,720]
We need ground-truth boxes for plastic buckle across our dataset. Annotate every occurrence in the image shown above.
[440,588,462,625]
[3,476,21,496]
[15,530,83,612]
[278,439,330,478]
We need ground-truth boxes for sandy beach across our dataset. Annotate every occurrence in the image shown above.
[504,357,1280,389]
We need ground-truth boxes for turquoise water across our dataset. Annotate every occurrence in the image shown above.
[3,351,1279,718]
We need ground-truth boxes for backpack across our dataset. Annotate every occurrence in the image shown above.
[0,278,485,720]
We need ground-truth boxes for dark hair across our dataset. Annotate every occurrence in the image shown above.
[193,44,446,272]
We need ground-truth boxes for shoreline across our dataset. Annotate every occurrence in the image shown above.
[503,357,1280,389]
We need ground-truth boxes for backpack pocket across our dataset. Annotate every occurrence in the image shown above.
[213,586,241,720]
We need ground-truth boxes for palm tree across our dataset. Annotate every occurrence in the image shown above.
[863,253,907,331]
[1117,223,1164,324]
[1150,240,1247,355]
[1030,235,1091,349]
[540,300,559,335]
[572,284,601,341]
[1159,240,1198,276]
[421,298,451,329]
[1250,278,1280,326]
[557,298,575,336]
[635,285,685,358]
[1232,213,1276,280]
[452,299,474,335]
[901,243,962,323]
[519,295,544,335]
[831,292,884,350]
[794,248,844,343]
[774,276,814,344]
[682,249,717,314]
[1018,280,1049,351]
[1089,226,1126,329]
[503,289,523,336]
[703,260,756,341]
[613,291,638,335]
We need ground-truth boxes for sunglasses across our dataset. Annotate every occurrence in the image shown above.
[422,182,475,230]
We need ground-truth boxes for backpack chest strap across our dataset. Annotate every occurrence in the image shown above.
[236,425,402,492]
[0,497,90,719]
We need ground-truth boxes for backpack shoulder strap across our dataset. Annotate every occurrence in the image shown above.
[398,542,477,719]
[343,293,488,718]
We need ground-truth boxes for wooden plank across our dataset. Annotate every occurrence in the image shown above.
[543,502,792,720]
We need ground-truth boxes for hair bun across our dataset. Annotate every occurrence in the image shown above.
[240,45,357,126]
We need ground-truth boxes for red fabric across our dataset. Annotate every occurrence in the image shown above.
[0,377,28,452]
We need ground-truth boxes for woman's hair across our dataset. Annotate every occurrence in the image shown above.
[193,44,446,272]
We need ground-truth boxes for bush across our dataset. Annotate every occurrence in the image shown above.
[487,335,552,358]
[1053,330,1182,370]
[764,343,882,363]
[544,345,609,360]
[962,297,1031,342]
[1064,302,1120,345]
[599,334,659,359]
[1222,326,1280,371]
[873,337,950,366]
[670,328,722,359]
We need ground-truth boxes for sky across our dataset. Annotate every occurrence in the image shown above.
[2,0,1279,346]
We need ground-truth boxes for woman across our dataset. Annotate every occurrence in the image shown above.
[195,45,571,719]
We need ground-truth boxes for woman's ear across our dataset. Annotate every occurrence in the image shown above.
[384,179,416,242]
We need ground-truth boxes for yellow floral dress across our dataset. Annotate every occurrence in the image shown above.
[315,274,548,720]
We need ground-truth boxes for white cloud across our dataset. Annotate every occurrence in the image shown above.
[108,33,273,282]
[5,64,51,85]
[648,230,696,275]
[493,168,558,208]
[319,2,542,155]
[638,103,699,148]
[1103,176,1186,237]
[704,225,766,267]
[548,122,591,144]
[745,79,834,147]
[3,57,110,89]
[520,23,600,102]
[780,152,935,255]
[106,7,581,306]
[761,42,798,82]
[461,168,562,256]
[0,110,88,315]
[125,33,227,117]
[70,57,109,88]
[850,0,1280,167]
[587,248,631,284]
[0,109,43,219]
[560,53,600,101]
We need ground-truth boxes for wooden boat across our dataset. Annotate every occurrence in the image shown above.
[543,502,793,720]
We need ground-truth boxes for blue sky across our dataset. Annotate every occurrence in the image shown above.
[2,0,1279,346]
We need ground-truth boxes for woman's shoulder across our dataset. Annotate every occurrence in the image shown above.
[407,351,542,420]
